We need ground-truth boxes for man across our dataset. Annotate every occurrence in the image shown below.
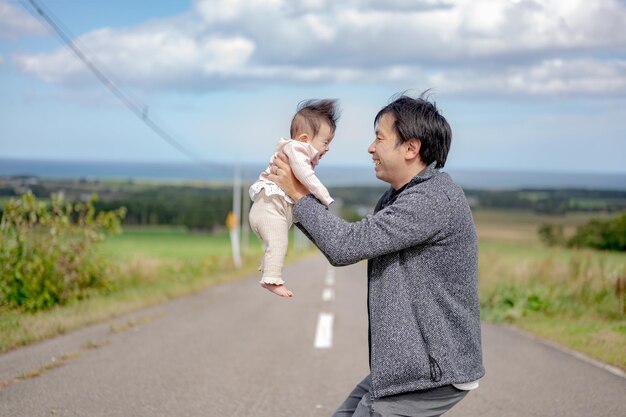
[268,93,484,417]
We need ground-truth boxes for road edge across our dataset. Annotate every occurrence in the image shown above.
[503,323,626,380]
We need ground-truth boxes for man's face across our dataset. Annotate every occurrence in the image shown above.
[309,121,334,160]
[368,113,406,189]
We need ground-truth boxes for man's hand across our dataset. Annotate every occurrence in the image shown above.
[264,153,309,202]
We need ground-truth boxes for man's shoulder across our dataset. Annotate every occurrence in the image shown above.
[400,171,468,211]
[404,170,458,194]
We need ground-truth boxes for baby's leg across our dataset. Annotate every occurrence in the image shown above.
[249,192,293,297]
[257,223,292,297]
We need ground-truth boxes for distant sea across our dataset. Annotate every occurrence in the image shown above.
[1,158,625,190]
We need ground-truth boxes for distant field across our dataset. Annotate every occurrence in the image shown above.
[472,208,618,244]
[99,226,265,261]
[98,226,314,262]
[473,209,625,268]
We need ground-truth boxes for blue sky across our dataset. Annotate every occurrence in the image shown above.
[1,0,625,174]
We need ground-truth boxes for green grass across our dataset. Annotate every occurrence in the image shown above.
[517,315,625,370]
[99,226,265,261]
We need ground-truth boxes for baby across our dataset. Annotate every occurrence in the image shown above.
[249,99,339,297]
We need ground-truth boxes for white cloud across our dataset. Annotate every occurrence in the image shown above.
[0,0,47,39]
[14,23,255,89]
[194,0,285,23]
[11,0,626,96]
[428,59,626,96]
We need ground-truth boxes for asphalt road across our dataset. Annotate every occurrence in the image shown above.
[1,255,624,417]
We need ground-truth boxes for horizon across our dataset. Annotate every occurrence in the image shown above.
[2,156,626,176]
[2,157,625,191]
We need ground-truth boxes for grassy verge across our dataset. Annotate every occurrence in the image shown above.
[475,210,626,370]
[516,315,625,370]
[0,227,314,353]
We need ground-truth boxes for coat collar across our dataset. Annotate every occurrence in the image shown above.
[377,162,440,211]
[406,161,439,187]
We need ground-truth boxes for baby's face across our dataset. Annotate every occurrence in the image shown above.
[308,122,334,160]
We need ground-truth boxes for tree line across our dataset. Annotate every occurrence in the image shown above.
[1,177,625,231]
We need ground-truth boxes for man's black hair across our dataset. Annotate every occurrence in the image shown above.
[374,91,452,169]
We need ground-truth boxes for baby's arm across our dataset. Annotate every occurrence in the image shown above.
[282,143,334,206]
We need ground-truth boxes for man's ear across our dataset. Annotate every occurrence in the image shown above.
[296,133,309,142]
[405,138,421,160]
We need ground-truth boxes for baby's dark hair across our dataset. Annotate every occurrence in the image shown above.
[290,99,339,139]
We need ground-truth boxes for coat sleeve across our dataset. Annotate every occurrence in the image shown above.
[292,189,450,266]
[283,142,334,206]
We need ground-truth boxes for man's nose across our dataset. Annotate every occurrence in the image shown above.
[368,141,375,154]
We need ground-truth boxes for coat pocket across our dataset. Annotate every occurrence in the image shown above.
[411,301,443,382]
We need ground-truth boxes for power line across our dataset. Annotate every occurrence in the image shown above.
[21,0,210,168]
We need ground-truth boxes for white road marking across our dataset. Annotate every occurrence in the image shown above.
[322,287,335,301]
[314,313,334,349]
[325,268,335,286]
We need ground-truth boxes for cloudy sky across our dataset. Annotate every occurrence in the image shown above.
[1,0,625,174]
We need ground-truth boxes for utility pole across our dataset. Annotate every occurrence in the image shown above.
[241,180,251,254]
[227,163,242,269]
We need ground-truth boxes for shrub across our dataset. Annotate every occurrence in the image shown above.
[538,223,564,247]
[0,191,126,312]
[538,212,626,252]
[568,212,626,251]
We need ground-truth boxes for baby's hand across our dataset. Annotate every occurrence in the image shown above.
[265,153,309,202]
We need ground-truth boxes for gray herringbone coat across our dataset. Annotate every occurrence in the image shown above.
[293,163,485,399]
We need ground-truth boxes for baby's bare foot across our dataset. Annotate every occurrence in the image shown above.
[261,283,293,298]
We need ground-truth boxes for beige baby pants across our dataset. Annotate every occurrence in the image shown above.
[249,189,293,285]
